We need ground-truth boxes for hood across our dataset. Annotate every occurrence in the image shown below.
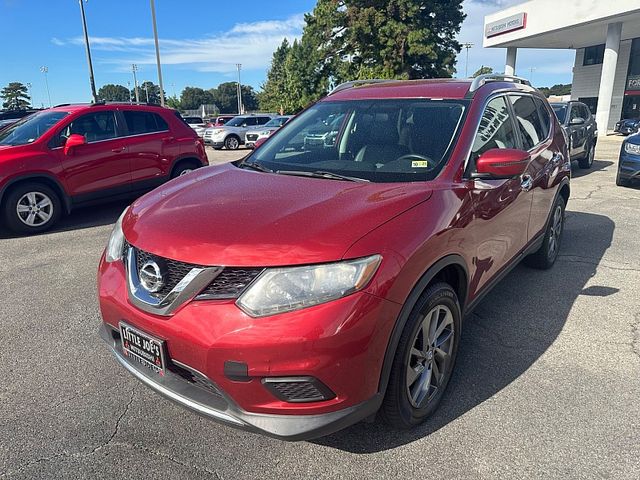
[123,164,432,266]
[620,119,640,127]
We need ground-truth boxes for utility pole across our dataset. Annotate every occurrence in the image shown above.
[78,0,98,102]
[236,63,242,114]
[40,66,51,107]
[150,0,165,106]
[145,83,150,103]
[462,42,474,78]
[26,83,33,108]
[132,64,140,103]
[529,67,537,85]
[126,81,132,103]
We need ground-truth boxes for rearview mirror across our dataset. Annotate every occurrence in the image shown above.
[474,148,530,179]
[570,117,585,126]
[64,134,86,155]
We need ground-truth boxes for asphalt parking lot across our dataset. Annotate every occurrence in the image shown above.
[1,140,638,479]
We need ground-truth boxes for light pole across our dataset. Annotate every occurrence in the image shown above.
[144,83,150,103]
[40,66,51,107]
[462,42,474,78]
[236,63,242,114]
[26,83,33,108]
[150,0,166,106]
[529,67,537,85]
[132,64,140,103]
[126,81,132,103]
[78,0,98,103]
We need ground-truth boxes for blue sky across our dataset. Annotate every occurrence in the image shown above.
[1,0,575,107]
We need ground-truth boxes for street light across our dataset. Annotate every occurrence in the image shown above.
[131,64,140,103]
[149,0,165,107]
[462,42,474,78]
[236,63,242,114]
[126,81,132,103]
[529,67,537,85]
[144,83,150,103]
[40,66,52,107]
[78,0,98,103]
[26,83,33,108]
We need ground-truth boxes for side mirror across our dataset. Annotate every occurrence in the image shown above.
[570,117,585,126]
[475,148,530,179]
[254,137,267,149]
[64,134,86,155]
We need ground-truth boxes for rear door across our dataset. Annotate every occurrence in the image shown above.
[119,109,178,188]
[51,110,130,198]
[568,103,587,156]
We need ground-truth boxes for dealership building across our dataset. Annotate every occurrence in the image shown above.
[483,0,640,135]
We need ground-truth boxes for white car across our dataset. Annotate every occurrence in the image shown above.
[203,114,274,150]
[183,116,206,137]
[244,116,292,148]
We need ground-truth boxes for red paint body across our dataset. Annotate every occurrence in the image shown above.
[98,79,570,429]
[0,104,207,212]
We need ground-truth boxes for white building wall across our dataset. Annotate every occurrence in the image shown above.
[571,40,632,130]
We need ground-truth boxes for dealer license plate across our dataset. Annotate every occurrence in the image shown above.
[119,322,166,376]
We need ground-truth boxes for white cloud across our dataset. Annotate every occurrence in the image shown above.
[51,14,305,74]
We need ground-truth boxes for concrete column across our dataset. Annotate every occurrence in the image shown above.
[595,22,622,136]
[505,47,517,76]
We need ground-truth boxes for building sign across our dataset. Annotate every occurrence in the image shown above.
[627,75,640,91]
[485,13,527,38]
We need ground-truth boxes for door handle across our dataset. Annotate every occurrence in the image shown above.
[162,136,175,143]
[111,146,126,153]
[521,174,533,191]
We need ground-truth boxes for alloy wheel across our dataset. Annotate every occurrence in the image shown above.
[226,137,239,150]
[548,205,563,260]
[406,305,455,408]
[16,191,54,227]
[179,168,193,176]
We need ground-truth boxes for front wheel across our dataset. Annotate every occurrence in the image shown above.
[524,196,566,270]
[578,142,595,169]
[224,136,240,150]
[2,182,62,234]
[381,282,461,429]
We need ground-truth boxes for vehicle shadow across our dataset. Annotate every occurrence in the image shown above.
[313,211,614,453]
[571,160,613,179]
[0,200,130,239]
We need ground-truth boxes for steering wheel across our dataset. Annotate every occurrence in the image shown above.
[395,153,434,167]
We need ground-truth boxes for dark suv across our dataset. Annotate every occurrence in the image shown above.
[0,103,207,233]
[550,101,598,169]
[98,75,570,440]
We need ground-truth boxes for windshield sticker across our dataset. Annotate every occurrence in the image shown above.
[412,161,429,168]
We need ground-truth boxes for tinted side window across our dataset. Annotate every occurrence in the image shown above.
[56,111,117,146]
[123,111,168,135]
[534,98,551,138]
[257,117,271,125]
[510,95,546,150]
[471,96,518,161]
[569,105,583,122]
[244,118,258,126]
[580,105,591,120]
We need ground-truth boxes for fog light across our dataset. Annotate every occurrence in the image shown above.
[262,377,336,403]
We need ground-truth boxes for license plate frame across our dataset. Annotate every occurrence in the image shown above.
[119,322,166,376]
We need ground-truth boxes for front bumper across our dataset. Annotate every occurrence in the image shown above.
[618,150,640,182]
[204,139,224,147]
[99,324,380,440]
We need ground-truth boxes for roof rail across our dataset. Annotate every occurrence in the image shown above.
[468,74,531,94]
[328,79,399,96]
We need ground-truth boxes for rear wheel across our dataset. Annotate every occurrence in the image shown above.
[524,196,565,270]
[578,142,595,169]
[2,182,62,234]
[381,282,461,429]
[224,136,240,150]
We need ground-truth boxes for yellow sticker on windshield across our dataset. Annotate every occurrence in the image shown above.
[411,161,429,168]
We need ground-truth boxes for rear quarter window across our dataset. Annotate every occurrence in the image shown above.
[122,111,169,135]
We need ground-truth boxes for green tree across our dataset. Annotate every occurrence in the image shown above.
[179,87,214,110]
[97,84,130,102]
[472,66,493,78]
[1,82,31,110]
[211,82,259,114]
[165,95,181,109]
[539,83,572,97]
[136,81,164,104]
[259,38,292,113]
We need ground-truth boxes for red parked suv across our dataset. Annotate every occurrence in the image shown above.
[98,76,570,440]
[0,103,207,233]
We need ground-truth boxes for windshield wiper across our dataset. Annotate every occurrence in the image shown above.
[276,170,370,182]
[239,160,274,173]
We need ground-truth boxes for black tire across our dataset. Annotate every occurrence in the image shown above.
[381,282,461,429]
[616,172,630,187]
[524,196,566,270]
[224,135,240,150]
[578,142,595,169]
[2,182,62,234]
[213,147,222,151]
[171,160,200,179]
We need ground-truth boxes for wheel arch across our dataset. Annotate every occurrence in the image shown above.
[377,254,469,396]
[0,174,71,214]
[170,156,205,177]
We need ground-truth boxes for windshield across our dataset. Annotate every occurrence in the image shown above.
[226,117,245,127]
[551,104,567,124]
[264,117,288,128]
[0,110,69,146]
[248,99,467,183]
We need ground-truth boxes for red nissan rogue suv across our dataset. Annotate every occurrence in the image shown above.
[98,76,570,440]
[0,103,207,233]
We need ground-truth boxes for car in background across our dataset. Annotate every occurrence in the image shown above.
[208,115,237,128]
[617,132,640,187]
[245,115,292,148]
[203,114,274,150]
[98,75,570,440]
[0,118,20,130]
[614,118,640,136]
[0,109,39,123]
[0,103,207,234]
[183,116,206,137]
[550,101,598,169]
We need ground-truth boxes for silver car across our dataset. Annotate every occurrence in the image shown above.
[203,114,274,150]
[183,116,207,137]
[244,116,292,148]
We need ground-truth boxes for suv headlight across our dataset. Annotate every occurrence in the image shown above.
[237,255,382,317]
[624,142,640,156]
[104,207,129,263]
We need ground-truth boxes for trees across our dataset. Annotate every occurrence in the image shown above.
[210,82,259,114]
[98,84,130,102]
[538,84,572,97]
[472,66,494,78]
[260,0,466,113]
[137,81,164,104]
[179,87,214,110]
[1,82,31,110]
